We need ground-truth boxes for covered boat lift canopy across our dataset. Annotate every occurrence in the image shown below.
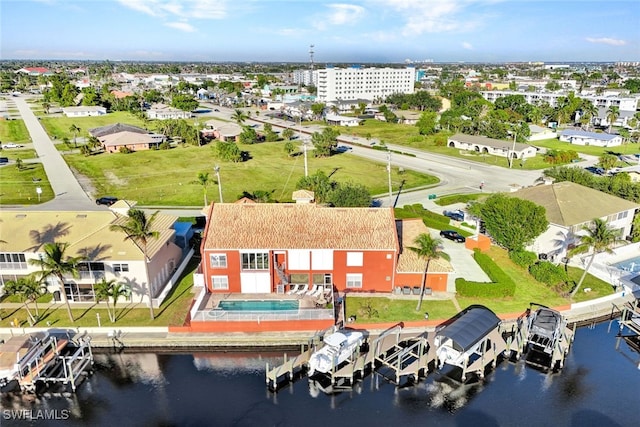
[436,306,501,353]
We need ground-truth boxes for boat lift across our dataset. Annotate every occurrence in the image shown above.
[1,331,93,394]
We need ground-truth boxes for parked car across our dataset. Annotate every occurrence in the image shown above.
[0,157,8,164]
[96,196,118,206]
[1,143,23,149]
[443,209,465,222]
[440,230,466,243]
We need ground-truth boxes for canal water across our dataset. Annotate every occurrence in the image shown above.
[1,322,638,427]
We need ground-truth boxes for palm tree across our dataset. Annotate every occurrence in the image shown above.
[109,209,160,319]
[408,233,450,311]
[606,106,620,133]
[195,172,210,206]
[4,275,47,325]
[568,218,626,297]
[95,278,129,322]
[231,109,247,125]
[69,124,81,148]
[28,242,82,322]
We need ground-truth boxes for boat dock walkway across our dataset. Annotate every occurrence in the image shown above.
[267,305,579,391]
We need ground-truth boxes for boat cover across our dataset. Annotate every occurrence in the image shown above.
[531,308,561,333]
[436,306,501,352]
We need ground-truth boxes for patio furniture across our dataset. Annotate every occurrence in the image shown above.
[286,284,300,295]
[296,284,309,295]
[306,284,320,296]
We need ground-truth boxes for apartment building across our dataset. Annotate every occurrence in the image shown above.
[316,66,416,102]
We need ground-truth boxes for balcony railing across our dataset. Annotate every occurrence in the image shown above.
[78,271,106,281]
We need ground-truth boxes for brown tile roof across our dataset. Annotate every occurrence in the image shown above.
[100,131,158,147]
[508,181,640,226]
[395,219,453,273]
[204,203,398,250]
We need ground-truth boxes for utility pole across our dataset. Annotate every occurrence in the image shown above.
[509,132,517,169]
[386,151,393,206]
[214,165,223,202]
[303,140,309,177]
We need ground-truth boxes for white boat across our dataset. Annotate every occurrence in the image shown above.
[308,330,364,376]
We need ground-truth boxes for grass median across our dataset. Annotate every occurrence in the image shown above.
[0,163,54,204]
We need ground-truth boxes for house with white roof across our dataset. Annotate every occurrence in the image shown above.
[559,129,622,147]
[62,106,107,118]
[447,133,537,160]
[147,103,192,120]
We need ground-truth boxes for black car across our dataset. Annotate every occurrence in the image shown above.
[440,230,466,243]
[96,196,118,206]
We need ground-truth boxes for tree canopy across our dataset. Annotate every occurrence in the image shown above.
[473,193,548,251]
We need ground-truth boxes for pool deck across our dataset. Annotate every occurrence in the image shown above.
[203,292,328,311]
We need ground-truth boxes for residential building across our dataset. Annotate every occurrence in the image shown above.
[199,202,452,296]
[62,106,107,118]
[147,103,192,120]
[447,134,538,161]
[203,119,242,142]
[528,124,557,141]
[293,69,317,86]
[559,129,622,147]
[100,131,165,153]
[0,208,184,306]
[508,182,638,261]
[15,67,51,76]
[88,123,149,138]
[325,114,361,127]
[316,66,415,102]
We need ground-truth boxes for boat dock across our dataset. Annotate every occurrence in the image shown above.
[267,304,578,392]
[0,331,94,394]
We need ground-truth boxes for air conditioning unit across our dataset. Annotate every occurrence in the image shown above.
[538,253,548,260]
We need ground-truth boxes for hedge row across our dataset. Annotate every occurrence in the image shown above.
[456,249,516,298]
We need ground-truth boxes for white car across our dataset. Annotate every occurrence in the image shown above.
[1,143,22,149]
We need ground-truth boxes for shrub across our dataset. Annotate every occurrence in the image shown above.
[158,141,170,150]
[119,146,132,154]
[529,261,569,291]
[456,249,516,298]
[509,249,538,268]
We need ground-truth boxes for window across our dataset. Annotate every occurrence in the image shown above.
[617,211,629,220]
[346,252,363,267]
[0,253,27,269]
[209,253,227,268]
[113,263,129,273]
[241,252,269,270]
[211,275,229,290]
[346,273,363,288]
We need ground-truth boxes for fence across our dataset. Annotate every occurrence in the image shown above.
[191,308,334,322]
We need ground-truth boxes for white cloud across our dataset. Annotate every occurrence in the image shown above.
[314,3,366,30]
[372,0,486,36]
[117,0,228,20]
[164,21,196,33]
[586,37,627,46]
[462,41,473,50]
[326,3,365,25]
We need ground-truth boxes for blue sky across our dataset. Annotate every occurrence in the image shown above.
[1,0,639,62]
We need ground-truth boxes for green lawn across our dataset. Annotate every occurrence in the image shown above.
[0,257,198,328]
[64,142,438,205]
[532,137,640,157]
[343,120,561,170]
[345,246,614,323]
[0,147,38,160]
[39,112,147,140]
[0,119,30,143]
[0,163,54,204]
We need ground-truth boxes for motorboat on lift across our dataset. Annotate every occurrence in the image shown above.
[307,329,364,376]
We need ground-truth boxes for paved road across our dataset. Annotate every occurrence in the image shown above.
[13,97,98,211]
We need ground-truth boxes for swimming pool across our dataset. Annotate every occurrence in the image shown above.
[216,300,299,312]
[613,255,640,273]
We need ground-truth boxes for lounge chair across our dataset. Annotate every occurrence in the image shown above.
[287,284,300,295]
[307,284,320,297]
[296,284,309,295]
[311,285,324,298]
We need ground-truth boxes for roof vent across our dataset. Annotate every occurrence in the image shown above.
[15,214,26,219]
[76,214,87,219]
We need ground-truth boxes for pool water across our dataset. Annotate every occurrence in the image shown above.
[217,300,299,311]
[613,255,640,273]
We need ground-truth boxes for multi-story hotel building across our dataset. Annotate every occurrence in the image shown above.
[315,66,416,102]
